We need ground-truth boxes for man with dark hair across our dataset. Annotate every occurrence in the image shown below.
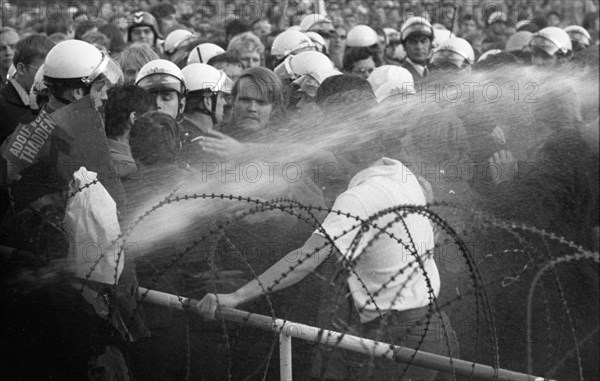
[0,34,54,142]
[343,47,377,79]
[316,74,376,109]
[225,19,251,44]
[44,15,74,38]
[151,2,178,35]
[105,84,157,179]
[74,19,98,40]
[459,14,478,38]
[207,52,243,83]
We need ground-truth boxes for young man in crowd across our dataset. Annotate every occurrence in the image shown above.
[104,84,157,180]
[0,34,54,142]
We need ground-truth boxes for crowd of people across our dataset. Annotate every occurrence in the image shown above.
[0,0,598,380]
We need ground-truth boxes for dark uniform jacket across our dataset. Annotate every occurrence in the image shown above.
[0,79,36,144]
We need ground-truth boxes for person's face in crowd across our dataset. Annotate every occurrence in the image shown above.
[131,26,155,45]
[196,23,213,39]
[213,62,243,84]
[122,64,140,84]
[331,27,347,51]
[161,13,178,33]
[101,2,114,21]
[16,57,43,90]
[344,15,357,30]
[350,57,375,79]
[405,34,431,64]
[232,76,273,132]
[154,90,182,119]
[442,6,456,29]
[238,49,261,69]
[311,22,335,51]
[177,0,194,17]
[253,20,272,39]
[460,20,477,36]
[139,0,161,12]
[490,22,507,35]
[0,30,19,71]
[547,14,561,27]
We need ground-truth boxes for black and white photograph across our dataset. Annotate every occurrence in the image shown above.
[0,0,598,380]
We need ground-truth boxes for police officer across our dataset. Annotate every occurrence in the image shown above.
[135,59,186,121]
[399,17,435,81]
[2,39,123,222]
[429,37,475,73]
[180,63,232,164]
[528,26,573,67]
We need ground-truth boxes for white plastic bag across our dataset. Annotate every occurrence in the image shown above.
[65,167,123,285]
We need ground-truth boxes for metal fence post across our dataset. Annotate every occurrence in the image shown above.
[279,330,293,381]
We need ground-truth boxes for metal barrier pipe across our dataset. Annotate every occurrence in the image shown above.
[279,332,293,381]
[138,287,552,381]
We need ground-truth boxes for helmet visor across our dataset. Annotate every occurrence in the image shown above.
[292,75,319,98]
[82,54,123,87]
[215,71,234,94]
[137,73,184,94]
[528,35,562,56]
[430,50,469,69]
[402,24,433,41]
[567,32,590,49]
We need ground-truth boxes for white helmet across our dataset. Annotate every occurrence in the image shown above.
[300,14,332,32]
[477,49,503,63]
[164,29,196,54]
[135,59,186,94]
[400,17,434,43]
[271,30,316,60]
[564,25,592,50]
[346,25,378,47]
[432,28,453,48]
[187,43,225,65]
[43,39,122,87]
[305,31,327,53]
[383,28,401,44]
[528,26,572,56]
[430,37,475,68]
[286,51,334,80]
[30,65,47,110]
[505,31,533,52]
[293,68,342,98]
[367,65,415,103]
[181,63,233,94]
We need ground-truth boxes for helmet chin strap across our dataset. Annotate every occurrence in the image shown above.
[196,92,219,125]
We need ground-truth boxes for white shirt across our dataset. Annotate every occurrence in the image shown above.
[316,157,440,323]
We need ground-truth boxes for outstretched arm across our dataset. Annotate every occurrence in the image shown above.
[197,233,332,319]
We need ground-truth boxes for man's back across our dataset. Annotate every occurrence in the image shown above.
[319,157,439,323]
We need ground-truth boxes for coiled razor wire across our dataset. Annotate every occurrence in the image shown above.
[61,187,598,380]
